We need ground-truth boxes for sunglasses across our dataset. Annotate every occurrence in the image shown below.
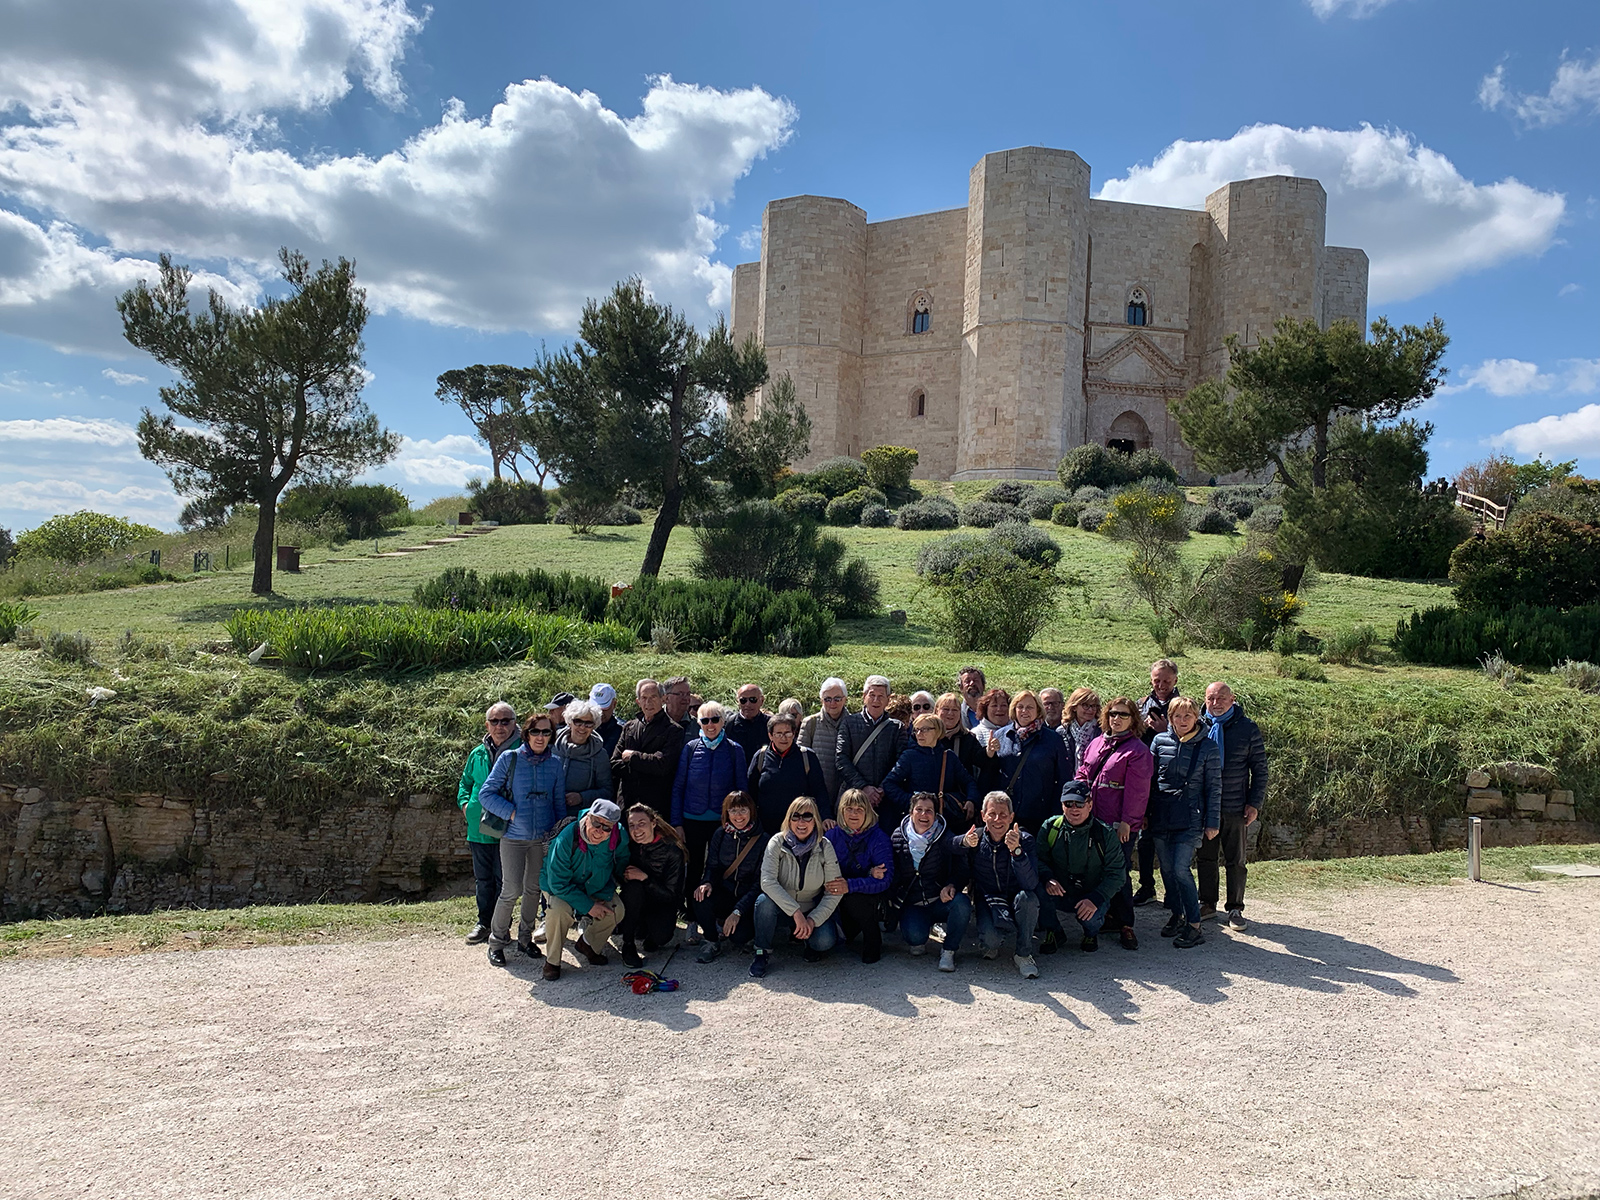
[488,717,513,725]
[1107,711,1134,720]
[912,702,932,711]
[739,697,761,705]
[1063,795,1091,807]
[568,718,594,727]
[699,716,721,725]
[791,813,816,822]
[527,726,555,738]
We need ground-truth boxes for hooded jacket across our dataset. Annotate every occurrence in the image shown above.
[456,732,520,843]
[1075,731,1155,831]
[701,820,767,917]
[1148,730,1222,834]
[671,735,749,825]
[477,741,565,841]
[747,742,828,832]
[543,808,632,914]
[824,823,894,896]
[887,815,968,913]
[759,833,843,922]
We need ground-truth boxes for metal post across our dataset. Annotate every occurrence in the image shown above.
[1468,816,1482,882]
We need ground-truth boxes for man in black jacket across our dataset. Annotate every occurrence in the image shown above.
[954,792,1041,979]
[1133,659,1180,906]
[726,683,771,759]
[610,678,687,821]
[835,675,904,817]
[1198,682,1266,929]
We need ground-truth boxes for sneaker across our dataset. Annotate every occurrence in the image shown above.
[1038,929,1058,956]
[620,942,644,968]
[466,923,489,945]
[1014,954,1040,979]
[938,950,957,972]
[487,945,507,967]
[1174,924,1205,949]
[541,961,562,980]
[1080,935,1099,953]
[532,922,547,944]
[1160,913,1184,938]
[1198,904,1218,923]
[573,936,609,967]
[908,943,927,957]
[1119,927,1139,951]
[748,953,768,979]
[1132,886,1157,907]
[695,940,721,964]
[683,924,703,947]
[1227,909,1248,931]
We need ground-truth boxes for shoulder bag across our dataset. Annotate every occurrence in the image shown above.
[477,752,515,838]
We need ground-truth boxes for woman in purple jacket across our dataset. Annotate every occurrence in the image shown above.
[823,789,894,963]
[1075,696,1155,950]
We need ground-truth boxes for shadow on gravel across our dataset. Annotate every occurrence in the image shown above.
[523,917,1460,1031]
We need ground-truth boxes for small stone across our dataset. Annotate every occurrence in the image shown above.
[80,870,105,892]
[162,799,189,810]
[1464,769,1491,789]
[1515,792,1546,814]
[19,787,45,804]
[1549,789,1574,807]
[1467,791,1503,814]
[889,609,908,625]
[1491,762,1558,790]
[1546,803,1576,821]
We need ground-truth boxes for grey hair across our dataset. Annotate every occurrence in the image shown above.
[819,676,848,700]
[776,698,805,720]
[1151,658,1179,677]
[910,690,935,707]
[863,675,891,692]
[485,701,515,719]
[635,678,661,699]
[564,699,601,726]
[981,790,1013,812]
[697,700,726,722]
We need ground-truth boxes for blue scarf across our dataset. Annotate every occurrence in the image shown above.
[1209,705,1235,759]
[701,730,726,750]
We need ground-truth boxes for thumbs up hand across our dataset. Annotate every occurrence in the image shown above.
[1004,822,1021,853]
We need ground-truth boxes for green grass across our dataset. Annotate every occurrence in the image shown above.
[4,843,1593,960]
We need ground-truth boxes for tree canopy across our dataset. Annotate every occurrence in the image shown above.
[119,249,398,594]
[435,364,549,484]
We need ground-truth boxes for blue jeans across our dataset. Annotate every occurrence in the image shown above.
[470,840,502,928]
[752,893,840,954]
[1154,830,1203,925]
[975,891,1038,956]
[899,895,972,951]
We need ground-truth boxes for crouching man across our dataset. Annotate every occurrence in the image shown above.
[955,792,1041,979]
[1037,781,1127,952]
[540,799,630,981]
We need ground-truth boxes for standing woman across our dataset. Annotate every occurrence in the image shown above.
[823,789,895,964]
[883,712,975,832]
[456,702,520,944]
[478,712,567,967]
[1148,696,1220,949]
[1064,687,1103,762]
[690,791,765,963]
[798,677,850,808]
[750,797,843,977]
[935,692,987,798]
[747,712,828,833]
[1075,697,1155,951]
[618,805,687,966]
[555,698,613,820]
[672,700,749,936]
[990,690,1075,834]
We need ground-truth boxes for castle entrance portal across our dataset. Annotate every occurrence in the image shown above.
[1107,410,1152,455]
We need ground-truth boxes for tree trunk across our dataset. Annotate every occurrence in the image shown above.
[641,485,683,578]
[251,502,276,595]
[641,371,689,578]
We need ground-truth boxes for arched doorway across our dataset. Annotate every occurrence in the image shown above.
[1106,410,1151,455]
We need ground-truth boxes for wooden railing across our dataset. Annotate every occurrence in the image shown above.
[1456,490,1508,530]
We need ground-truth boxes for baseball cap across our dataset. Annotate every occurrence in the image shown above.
[589,682,616,708]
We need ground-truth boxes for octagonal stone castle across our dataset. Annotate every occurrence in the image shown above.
[729,145,1368,481]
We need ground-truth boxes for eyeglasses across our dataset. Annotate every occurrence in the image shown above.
[699,717,721,725]
[527,727,555,738]
[911,702,932,711]
[568,718,594,727]
[739,696,761,705]
[488,717,513,726]
[822,694,845,703]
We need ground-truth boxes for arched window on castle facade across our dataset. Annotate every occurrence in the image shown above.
[909,388,927,419]
[909,291,932,335]
[1126,286,1149,327]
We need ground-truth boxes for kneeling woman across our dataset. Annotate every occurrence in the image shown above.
[824,789,895,963]
[690,791,765,963]
[618,805,687,966]
[888,792,971,971]
[750,797,843,978]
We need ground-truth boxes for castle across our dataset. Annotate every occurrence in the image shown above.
[729,145,1369,481]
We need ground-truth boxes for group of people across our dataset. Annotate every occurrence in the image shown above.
[456,662,1268,982]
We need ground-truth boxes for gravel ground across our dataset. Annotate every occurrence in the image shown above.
[2,879,1597,1200]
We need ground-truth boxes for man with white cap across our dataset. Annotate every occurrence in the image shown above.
[590,683,622,754]
[539,798,631,981]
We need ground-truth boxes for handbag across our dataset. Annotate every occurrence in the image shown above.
[477,752,515,838]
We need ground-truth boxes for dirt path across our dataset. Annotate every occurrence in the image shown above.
[3,879,1597,1200]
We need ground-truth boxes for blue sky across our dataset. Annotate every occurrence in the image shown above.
[1,0,1597,531]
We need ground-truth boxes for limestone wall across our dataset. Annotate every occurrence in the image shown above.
[1323,246,1370,330]
[1206,176,1328,347]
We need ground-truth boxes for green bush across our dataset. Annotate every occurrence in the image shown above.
[916,524,1061,576]
[1274,655,1328,682]
[985,520,1063,567]
[1394,604,1600,668]
[412,494,471,524]
[782,456,869,500]
[1449,513,1600,613]
[1166,544,1303,651]
[0,601,40,642]
[1553,659,1600,693]
[413,567,612,622]
[1050,501,1080,528]
[959,500,1022,528]
[1057,444,1178,492]
[0,527,13,569]
[894,497,959,530]
[775,490,828,521]
[861,446,919,500]
[1321,625,1380,666]
[1022,486,1070,520]
[1077,505,1109,532]
[225,605,634,671]
[15,511,163,564]
[608,576,833,656]
[981,481,1035,507]
[824,487,888,526]
[465,478,550,525]
[44,630,96,665]
[1508,479,1600,529]
[1245,504,1283,534]
[690,501,880,617]
[1189,506,1235,535]
[1073,485,1108,504]
[278,482,410,540]
[555,501,642,529]
[858,503,892,528]
[923,547,1061,654]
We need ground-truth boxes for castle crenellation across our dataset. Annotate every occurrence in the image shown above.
[731,145,1369,481]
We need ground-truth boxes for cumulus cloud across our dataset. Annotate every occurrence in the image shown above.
[101,368,148,386]
[1305,0,1401,17]
[1448,357,1600,397]
[1097,123,1565,304]
[0,416,141,445]
[1495,405,1600,458]
[1480,55,1600,127]
[379,433,491,487]
[0,478,182,526]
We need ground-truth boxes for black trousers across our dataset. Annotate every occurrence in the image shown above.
[689,887,755,946]
[682,820,716,907]
[1197,810,1249,911]
[1137,828,1156,891]
[835,892,883,957]
[619,880,677,947]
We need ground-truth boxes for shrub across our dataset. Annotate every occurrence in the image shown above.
[1022,485,1070,520]
[1077,505,1109,532]
[1165,544,1303,650]
[15,511,163,564]
[1189,506,1235,535]
[959,500,1022,528]
[895,497,960,530]
[1275,655,1328,682]
[1449,512,1600,613]
[608,576,833,656]
[1321,625,1379,666]
[1050,501,1080,528]
[1100,484,1189,544]
[915,532,988,580]
[833,557,882,618]
[923,547,1062,653]
[44,630,96,665]
[861,446,919,499]
[0,527,13,569]
[465,478,550,525]
[1245,504,1283,534]
[225,605,634,671]
[985,520,1063,567]
[1073,485,1107,504]
[690,501,879,617]
[1552,659,1600,693]
[775,490,828,521]
[824,486,888,526]
[413,567,612,622]
[916,524,1060,575]
[858,503,892,528]
[412,494,471,525]
[981,481,1036,507]
[1511,480,1600,528]
[1127,448,1179,484]
[1480,651,1525,689]
[1057,443,1178,491]
[782,456,869,499]
[0,601,40,642]
[555,501,641,530]
[278,482,410,540]
[1394,604,1600,668]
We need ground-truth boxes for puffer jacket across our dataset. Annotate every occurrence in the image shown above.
[882,742,974,827]
[625,833,686,913]
[834,712,905,791]
[954,826,1039,902]
[747,742,828,832]
[701,820,767,916]
[1148,730,1222,834]
[824,823,894,896]
[759,833,843,922]
[1205,704,1268,814]
[798,710,845,801]
[991,723,1076,833]
[477,742,566,841]
[1036,814,1126,906]
[671,735,749,826]
[887,815,968,915]
[1076,732,1154,831]
[554,729,612,815]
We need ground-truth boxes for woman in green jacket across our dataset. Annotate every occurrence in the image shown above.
[456,701,520,944]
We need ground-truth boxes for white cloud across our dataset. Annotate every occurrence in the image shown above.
[1480,55,1600,127]
[1449,357,1600,397]
[0,416,141,445]
[1306,0,1401,17]
[1559,283,1583,298]
[380,433,491,487]
[1495,404,1600,458]
[101,368,148,386]
[1097,123,1565,304]
[0,478,182,526]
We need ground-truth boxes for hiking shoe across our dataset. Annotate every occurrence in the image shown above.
[487,945,507,967]
[516,938,536,958]
[1119,927,1139,951]
[1133,886,1157,907]
[938,950,957,972]
[695,940,721,964]
[620,942,645,968]
[1227,909,1248,931]
[573,936,609,966]
[862,948,881,965]
[1198,904,1218,922]
[1174,924,1206,949]
[1015,954,1040,979]
[908,942,927,957]
[466,923,489,945]
[748,953,768,979]
[1038,929,1058,955]
[1160,913,1184,938]
[1080,935,1099,953]
[541,961,562,980]
[982,945,999,960]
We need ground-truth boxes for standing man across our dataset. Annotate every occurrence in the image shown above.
[800,677,850,807]
[456,702,520,945]
[1133,659,1180,907]
[590,683,623,754]
[611,679,687,821]
[1039,687,1066,732]
[1197,682,1266,929]
[662,676,697,737]
[957,667,987,730]
[835,675,904,816]
[726,684,771,759]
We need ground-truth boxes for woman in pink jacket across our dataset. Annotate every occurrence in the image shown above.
[1075,696,1154,950]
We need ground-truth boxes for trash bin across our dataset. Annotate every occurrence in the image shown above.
[276,545,301,572]
[458,511,476,527]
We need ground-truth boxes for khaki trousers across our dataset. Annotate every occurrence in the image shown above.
[541,894,625,965]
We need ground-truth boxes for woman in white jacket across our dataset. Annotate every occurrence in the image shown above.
[749,797,842,978]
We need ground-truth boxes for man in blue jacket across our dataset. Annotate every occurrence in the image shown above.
[954,792,1041,979]
[1198,682,1267,929]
